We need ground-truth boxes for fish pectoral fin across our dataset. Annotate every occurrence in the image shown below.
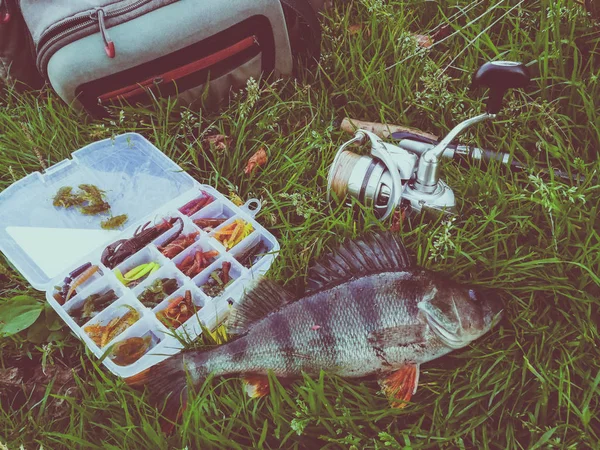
[243,375,271,398]
[368,325,426,349]
[378,364,420,408]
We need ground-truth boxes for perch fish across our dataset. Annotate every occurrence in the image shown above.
[127,232,503,427]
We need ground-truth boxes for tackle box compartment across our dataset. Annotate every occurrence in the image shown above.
[0,133,279,378]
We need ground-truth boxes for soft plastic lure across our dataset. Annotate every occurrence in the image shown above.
[176,249,219,278]
[213,220,253,249]
[156,290,199,328]
[179,192,214,216]
[159,232,199,258]
[84,305,140,347]
[202,261,233,297]
[65,265,100,302]
[110,335,153,366]
[115,262,160,286]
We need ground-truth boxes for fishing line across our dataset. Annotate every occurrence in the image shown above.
[442,0,526,73]
[385,0,507,72]
[427,0,485,35]
[427,0,504,49]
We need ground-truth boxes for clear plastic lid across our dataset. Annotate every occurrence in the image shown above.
[0,133,196,290]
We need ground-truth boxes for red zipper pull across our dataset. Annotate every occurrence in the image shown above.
[92,8,115,58]
[0,0,11,23]
[105,41,116,58]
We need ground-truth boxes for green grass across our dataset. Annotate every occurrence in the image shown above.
[1,0,600,448]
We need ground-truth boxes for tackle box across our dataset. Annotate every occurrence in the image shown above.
[0,133,279,378]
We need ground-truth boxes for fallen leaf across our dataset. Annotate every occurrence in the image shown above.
[390,208,408,233]
[413,34,433,48]
[204,134,230,151]
[0,368,23,389]
[348,23,371,37]
[349,24,362,34]
[390,210,401,233]
[229,192,244,206]
[244,148,268,175]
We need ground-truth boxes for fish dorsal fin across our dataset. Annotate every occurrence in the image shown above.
[226,278,296,336]
[306,232,412,294]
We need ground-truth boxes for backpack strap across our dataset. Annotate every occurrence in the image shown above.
[280,0,321,66]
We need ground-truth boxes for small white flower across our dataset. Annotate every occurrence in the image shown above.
[428,217,457,262]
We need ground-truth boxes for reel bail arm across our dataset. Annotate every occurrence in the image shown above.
[414,112,494,192]
[412,61,530,194]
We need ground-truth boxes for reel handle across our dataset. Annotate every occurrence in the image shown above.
[472,61,530,114]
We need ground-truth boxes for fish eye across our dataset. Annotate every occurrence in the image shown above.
[468,289,478,302]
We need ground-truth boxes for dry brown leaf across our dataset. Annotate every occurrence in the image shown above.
[0,368,23,389]
[244,148,268,175]
[349,23,371,37]
[390,209,402,233]
[349,24,363,34]
[204,134,230,151]
[390,206,409,233]
[413,34,433,48]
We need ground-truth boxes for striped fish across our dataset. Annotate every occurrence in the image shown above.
[127,232,503,429]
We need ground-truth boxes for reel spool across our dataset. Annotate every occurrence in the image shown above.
[328,150,393,216]
[327,130,415,220]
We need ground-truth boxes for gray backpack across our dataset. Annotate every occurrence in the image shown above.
[0,0,323,115]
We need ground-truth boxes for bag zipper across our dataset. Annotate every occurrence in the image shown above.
[36,0,157,74]
[91,8,115,58]
[97,36,259,105]
[0,0,11,23]
[98,77,158,103]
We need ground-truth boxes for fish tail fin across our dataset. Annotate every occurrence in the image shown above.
[125,354,192,433]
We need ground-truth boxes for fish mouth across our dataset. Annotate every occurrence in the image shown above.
[423,311,470,349]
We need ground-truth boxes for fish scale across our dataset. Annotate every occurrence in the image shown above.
[127,232,503,430]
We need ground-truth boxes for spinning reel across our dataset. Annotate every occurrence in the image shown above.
[327,61,531,219]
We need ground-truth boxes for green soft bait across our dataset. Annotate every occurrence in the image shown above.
[115,262,160,286]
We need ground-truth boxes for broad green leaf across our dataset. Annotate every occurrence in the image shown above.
[45,305,64,331]
[47,329,70,342]
[0,295,43,336]
[26,320,51,344]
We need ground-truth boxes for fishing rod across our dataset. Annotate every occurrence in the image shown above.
[327,61,587,219]
[388,133,587,185]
